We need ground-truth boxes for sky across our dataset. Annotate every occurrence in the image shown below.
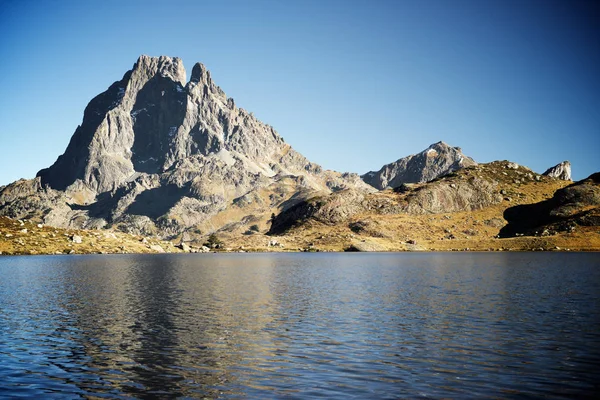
[0,0,598,185]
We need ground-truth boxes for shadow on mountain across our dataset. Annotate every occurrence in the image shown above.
[131,75,187,174]
[126,184,189,219]
[69,187,128,220]
[499,173,600,237]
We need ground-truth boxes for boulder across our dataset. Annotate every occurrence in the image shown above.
[177,242,191,252]
[149,244,165,253]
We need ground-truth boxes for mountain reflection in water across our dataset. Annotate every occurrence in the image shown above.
[0,252,599,398]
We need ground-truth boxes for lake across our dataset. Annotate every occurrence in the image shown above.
[0,252,599,398]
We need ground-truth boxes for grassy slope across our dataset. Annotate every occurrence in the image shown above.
[0,217,181,255]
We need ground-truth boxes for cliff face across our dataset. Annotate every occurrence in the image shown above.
[361,141,477,190]
[0,55,370,238]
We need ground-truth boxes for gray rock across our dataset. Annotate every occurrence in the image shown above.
[402,177,502,214]
[149,244,165,253]
[177,242,191,252]
[362,141,477,190]
[269,189,367,234]
[543,161,571,180]
[71,235,82,244]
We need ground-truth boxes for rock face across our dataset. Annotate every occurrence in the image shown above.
[0,55,370,238]
[542,161,571,181]
[500,172,600,237]
[361,141,477,190]
[269,189,367,234]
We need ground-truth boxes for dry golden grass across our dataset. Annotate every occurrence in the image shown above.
[0,216,181,256]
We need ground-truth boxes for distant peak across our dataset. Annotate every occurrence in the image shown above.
[361,141,476,189]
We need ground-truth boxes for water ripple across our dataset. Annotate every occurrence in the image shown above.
[0,252,599,398]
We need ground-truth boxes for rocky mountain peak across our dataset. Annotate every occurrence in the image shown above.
[133,55,186,86]
[361,141,477,190]
[543,161,571,181]
[5,55,369,238]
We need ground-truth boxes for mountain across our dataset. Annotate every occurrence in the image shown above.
[361,141,477,190]
[542,161,571,181]
[0,55,370,238]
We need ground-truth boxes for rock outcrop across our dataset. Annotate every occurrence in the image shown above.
[361,141,477,190]
[0,55,371,238]
[500,172,600,237]
[542,161,571,181]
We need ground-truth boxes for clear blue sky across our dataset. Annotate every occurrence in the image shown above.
[0,0,598,185]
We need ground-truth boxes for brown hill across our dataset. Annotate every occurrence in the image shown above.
[249,161,600,252]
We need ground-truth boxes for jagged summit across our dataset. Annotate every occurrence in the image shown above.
[135,55,187,86]
[361,141,477,190]
[36,55,323,193]
[3,55,369,238]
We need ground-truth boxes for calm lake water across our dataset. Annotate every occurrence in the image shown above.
[0,252,599,399]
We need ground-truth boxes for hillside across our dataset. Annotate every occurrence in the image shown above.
[2,162,598,254]
[0,216,182,256]
[250,161,600,252]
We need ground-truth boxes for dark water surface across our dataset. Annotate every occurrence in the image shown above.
[0,252,599,398]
